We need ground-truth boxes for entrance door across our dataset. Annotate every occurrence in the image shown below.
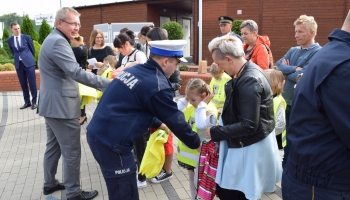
[182,18,191,57]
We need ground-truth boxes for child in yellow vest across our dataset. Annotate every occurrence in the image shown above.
[209,62,232,116]
[177,78,217,200]
[265,69,286,149]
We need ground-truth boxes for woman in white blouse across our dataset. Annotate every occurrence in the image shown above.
[113,30,147,68]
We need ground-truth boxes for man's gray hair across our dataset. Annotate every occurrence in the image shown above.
[240,19,258,33]
[54,7,81,27]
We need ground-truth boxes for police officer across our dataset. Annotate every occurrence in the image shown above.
[86,40,201,200]
[218,15,243,42]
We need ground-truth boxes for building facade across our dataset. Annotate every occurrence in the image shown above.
[75,0,350,65]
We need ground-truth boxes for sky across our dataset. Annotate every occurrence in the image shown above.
[0,0,132,19]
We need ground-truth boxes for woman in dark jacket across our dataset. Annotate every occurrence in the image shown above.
[206,35,282,200]
[71,35,88,125]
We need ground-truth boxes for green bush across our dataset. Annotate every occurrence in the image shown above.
[162,21,184,40]
[232,20,244,35]
[2,26,13,59]
[179,64,188,71]
[0,59,14,65]
[38,19,52,44]
[3,63,15,71]
[33,40,41,68]
[0,48,9,59]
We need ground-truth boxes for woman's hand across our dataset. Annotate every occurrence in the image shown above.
[206,127,212,139]
[202,92,214,104]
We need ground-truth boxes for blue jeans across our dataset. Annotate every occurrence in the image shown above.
[282,169,350,200]
[87,133,138,200]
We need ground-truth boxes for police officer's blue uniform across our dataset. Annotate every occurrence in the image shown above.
[86,41,201,199]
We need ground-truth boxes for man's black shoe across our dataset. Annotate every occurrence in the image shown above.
[68,190,98,200]
[31,104,37,110]
[43,183,65,195]
[20,103,31,109]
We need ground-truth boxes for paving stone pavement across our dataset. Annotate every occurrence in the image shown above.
[0,91,283,200]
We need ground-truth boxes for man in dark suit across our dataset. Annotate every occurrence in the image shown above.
[7,22,37,110]
[217,16,243,42]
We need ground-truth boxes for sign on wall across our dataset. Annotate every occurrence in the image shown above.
[35,13,55,27]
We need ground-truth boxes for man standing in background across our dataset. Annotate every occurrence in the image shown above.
[7,22,37,110]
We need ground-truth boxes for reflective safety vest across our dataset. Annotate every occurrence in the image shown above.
[273,94,287,147]
[177,102,217,167]
[209,73,232,109]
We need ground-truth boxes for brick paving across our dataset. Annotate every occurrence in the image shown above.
[0,91,283,200]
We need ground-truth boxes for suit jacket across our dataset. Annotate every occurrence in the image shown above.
[7,34,36,69]
[38,29,110,119]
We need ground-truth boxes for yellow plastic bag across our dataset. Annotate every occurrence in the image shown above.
[139,129,168,178]
[95,67,113,103]
[79,83,97,109]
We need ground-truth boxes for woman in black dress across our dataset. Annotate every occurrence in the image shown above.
[71,35,88,125]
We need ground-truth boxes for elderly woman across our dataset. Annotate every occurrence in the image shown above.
[206,35,282,200]
[240,19,273,70]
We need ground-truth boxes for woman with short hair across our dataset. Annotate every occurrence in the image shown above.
[240,19,273,70]
[206,35,282,200]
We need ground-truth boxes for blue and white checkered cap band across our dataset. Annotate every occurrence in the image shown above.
[150,47,183,57]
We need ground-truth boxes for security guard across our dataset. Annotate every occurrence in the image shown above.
[86,40,201,200]
[218,15,243,42]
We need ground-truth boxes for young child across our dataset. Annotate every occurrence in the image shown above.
[265,69,286,149]
[209,62,231,116]
[177,78,217,200]
[97,55,117,76]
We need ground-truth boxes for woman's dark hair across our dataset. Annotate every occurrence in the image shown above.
[113,30,135,48]
[146,27,167,41]
[140,25,152,37]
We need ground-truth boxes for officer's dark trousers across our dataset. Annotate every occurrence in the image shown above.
[87,133,138,200]
[282,105,292,168]
[282,169,350,200]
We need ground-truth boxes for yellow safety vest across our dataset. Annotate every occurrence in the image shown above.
[273,94,287,147]
[177,102,217,167]
[209,73,232,109]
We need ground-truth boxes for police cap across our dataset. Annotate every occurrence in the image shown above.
[218,16,234,25]
[148,40,188,62]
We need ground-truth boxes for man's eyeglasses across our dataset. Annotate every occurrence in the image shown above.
[60,19,81,28]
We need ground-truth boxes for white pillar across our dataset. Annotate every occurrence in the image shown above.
[198,0,202,62]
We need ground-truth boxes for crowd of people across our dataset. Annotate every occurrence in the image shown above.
[8,5,350,200]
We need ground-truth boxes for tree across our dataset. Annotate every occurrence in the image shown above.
[38,19,52,44]
[1,26,13,59]
[162,21,184,40]
[33,40,41,68]
[21,15,38,41]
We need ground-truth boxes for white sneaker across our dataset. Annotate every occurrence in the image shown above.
[137,180,147,188]
[151,169,173,183]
